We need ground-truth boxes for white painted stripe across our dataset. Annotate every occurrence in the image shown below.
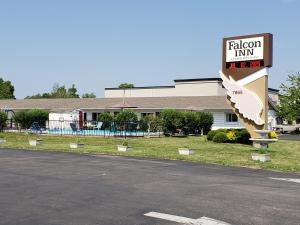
[236,68,268,86]
[270,177,300,183]
[196,216,231,225]
[144,212,195,224]
[144,211,231,225]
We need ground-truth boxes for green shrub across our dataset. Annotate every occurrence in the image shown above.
[161,109,184,135]
[98,112,113,130]
[258,148,268,154]
[0,111,8,131]
[208,129,252,145]
[122,140,129,146]
[161,110,214,135]
[30,109,48,126]
[115,110,138,131]
[182,111,198,134]
[138,116,149,132]
[13,110,31,129]
[149,116,163,132]
[207,130,218,141]
[226,130,237,142]
[236,129,251,144]
[14,109,49,129]
[197,112,214,134]
[138,115,163,132]
[216,128,228,133]
[213,132,228,143]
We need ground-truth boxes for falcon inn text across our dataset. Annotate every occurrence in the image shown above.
[226,36,264,62]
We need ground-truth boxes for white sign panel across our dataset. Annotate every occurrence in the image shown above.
[219,70,264,125]
[226,37,264,62]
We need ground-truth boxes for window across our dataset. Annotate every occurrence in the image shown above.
[226,113,238,122]
[141,113,153,117]
[83,112,87,121]
[92,112,98,121]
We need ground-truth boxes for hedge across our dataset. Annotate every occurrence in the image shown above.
[13,109,49,129]
[138,116,149,132]
[114,110,138,131]
[207,128,252,144]
[207,130,218,141]
[0,111,8,131]
[149,116,163,132]
[182,111,198,134]
[161,109,214,135]
[213,132,228,143]
[98,112,113,130]
[161,109,184,135]
[197,112,214,134]
[236,129,252,144]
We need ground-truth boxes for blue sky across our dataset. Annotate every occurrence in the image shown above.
[0,0,299,98]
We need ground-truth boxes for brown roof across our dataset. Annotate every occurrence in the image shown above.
[108,102,138,109]
[0,96,231,112]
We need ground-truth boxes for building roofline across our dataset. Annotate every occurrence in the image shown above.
[268,98,279,112]
[174,78,222,82]
[103,78,279,92]
[105,85,175,90]
[268,87,279,93]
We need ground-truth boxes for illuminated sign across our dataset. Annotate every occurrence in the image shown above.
[222,33,272,81]
[226,60,263,69]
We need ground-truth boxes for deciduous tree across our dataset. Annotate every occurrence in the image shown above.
[26,84,79,99]
[0,78,15,99]
[118,83,134,89]
[278,72,300,122]
[82,92,96,98]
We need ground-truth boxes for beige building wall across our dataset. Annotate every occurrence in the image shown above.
[174,81,226,97]
[105,87,176,98]
[105,80,225,98]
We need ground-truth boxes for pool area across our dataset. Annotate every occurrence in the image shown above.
[21,129,162,137]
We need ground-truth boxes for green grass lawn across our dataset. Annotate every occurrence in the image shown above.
[0,132,299,173]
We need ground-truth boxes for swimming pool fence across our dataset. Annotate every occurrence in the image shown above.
[3,119,163,138]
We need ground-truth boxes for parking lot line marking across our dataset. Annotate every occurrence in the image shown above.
[144,212,195,224]
[195,216,231,225]
[270,177,300,183]
[144,211,231,225]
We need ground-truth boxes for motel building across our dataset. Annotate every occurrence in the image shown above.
[0,77,279,131]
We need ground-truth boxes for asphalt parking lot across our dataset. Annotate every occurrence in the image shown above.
[0,149,299,225]
[279,134,300,141]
